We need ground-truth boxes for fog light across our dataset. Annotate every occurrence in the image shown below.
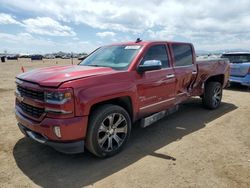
[53,126,61,138]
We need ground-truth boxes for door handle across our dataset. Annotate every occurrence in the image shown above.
[192,71,197,75]
[166,74,175,79]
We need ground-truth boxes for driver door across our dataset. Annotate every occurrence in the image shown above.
[136,43,176,118]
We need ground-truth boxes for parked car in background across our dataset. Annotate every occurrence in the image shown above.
[44,54,55,59]
[7,54,19,60]
[0,55,6,63]
[31,55,43,61]
[62,55,71,59]
[19,54,31,58]
[221,52,250,87]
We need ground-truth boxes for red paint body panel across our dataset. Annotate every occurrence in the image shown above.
[15,41,230,144]
[17,65,115,87]
[16,109,88,141]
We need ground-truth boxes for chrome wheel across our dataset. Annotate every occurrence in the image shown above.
[97,113,128,152]
[212,85,222,107]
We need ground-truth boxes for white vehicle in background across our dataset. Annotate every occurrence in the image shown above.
[44,54,55,59]
[221,52,250,87]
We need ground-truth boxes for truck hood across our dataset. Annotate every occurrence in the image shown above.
[17,65,115,87]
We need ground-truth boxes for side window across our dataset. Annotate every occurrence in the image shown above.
[142,45,169,68]
[172,44,193,67]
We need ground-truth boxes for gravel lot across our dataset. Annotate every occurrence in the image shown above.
[0,59,249,188]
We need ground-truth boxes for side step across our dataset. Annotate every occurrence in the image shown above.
[140,105,179,128]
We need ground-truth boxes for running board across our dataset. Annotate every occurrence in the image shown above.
[140,105,179,128]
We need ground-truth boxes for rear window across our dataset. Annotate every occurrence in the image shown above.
[172,44,193,66]
[221,54,250,64]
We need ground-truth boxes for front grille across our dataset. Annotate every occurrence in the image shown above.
[17,101,44,119]
[17,85,44,101]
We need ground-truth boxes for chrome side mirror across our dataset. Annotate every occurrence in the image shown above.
[137,60,162,73]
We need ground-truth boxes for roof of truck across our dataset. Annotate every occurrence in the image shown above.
[109,40,192,46]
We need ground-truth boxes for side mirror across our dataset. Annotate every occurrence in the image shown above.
[137,60,162,73]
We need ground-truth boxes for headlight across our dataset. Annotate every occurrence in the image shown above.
[45,88,73,104]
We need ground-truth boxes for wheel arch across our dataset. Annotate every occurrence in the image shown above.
[89,96,134,122]
[205,74,225,86]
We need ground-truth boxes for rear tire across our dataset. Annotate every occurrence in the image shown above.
[202,82,222,109]
[86,104,131,158]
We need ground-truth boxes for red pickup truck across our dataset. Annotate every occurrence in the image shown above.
[15,40,230,157]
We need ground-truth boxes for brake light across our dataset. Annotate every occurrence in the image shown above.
[248,67,250,73]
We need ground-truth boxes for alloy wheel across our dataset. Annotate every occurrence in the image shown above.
[97,113,128,152]
[212,85,222,107]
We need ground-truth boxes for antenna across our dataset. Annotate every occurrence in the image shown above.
[135,38,142,43]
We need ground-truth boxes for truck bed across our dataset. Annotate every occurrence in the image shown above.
[191,58,230,96]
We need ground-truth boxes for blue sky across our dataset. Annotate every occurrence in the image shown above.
[0,0,250,54]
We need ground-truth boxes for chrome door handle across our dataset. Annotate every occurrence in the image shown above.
[192,71,197,75]
[166,74,175,79]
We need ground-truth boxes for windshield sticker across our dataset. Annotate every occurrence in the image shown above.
[124,45,141,50]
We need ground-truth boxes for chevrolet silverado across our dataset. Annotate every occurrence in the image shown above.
[15,40,230,157]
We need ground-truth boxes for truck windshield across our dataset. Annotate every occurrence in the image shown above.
[221,54,250,64]
[79,45,142,70]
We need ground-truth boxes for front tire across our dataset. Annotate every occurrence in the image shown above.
[86,104,131,158]
[202,82,222,109]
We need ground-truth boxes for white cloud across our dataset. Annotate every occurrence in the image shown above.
[0,32,54,45]
[22,17,76,36]
[0,32,55,53]
[0,13,76,37]
[0,0,154,33]
[0,32,94,54]
[1,0,250,50]
[96,31,116,38]
[0,13,22,25]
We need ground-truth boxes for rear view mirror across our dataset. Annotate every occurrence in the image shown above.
[137,60,162,73]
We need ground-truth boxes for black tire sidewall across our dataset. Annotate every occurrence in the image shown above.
[87,105,131,158]
[203,82,222,109]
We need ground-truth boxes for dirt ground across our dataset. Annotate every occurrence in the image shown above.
[0,59,249,188]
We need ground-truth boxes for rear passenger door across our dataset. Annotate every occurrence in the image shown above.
[170,43,197,103]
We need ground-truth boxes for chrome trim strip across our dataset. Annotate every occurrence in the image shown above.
[45,108,72,114]
[45,99,69,105]
[177,92,187,96]
[173,65,193,68]
[15,78,24,85]
[26,131,46,144]
[166,74,175,78]
[140,97,175,110]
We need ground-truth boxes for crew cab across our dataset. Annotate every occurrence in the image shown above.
[15,40,230,157]
[221,52,250,87]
